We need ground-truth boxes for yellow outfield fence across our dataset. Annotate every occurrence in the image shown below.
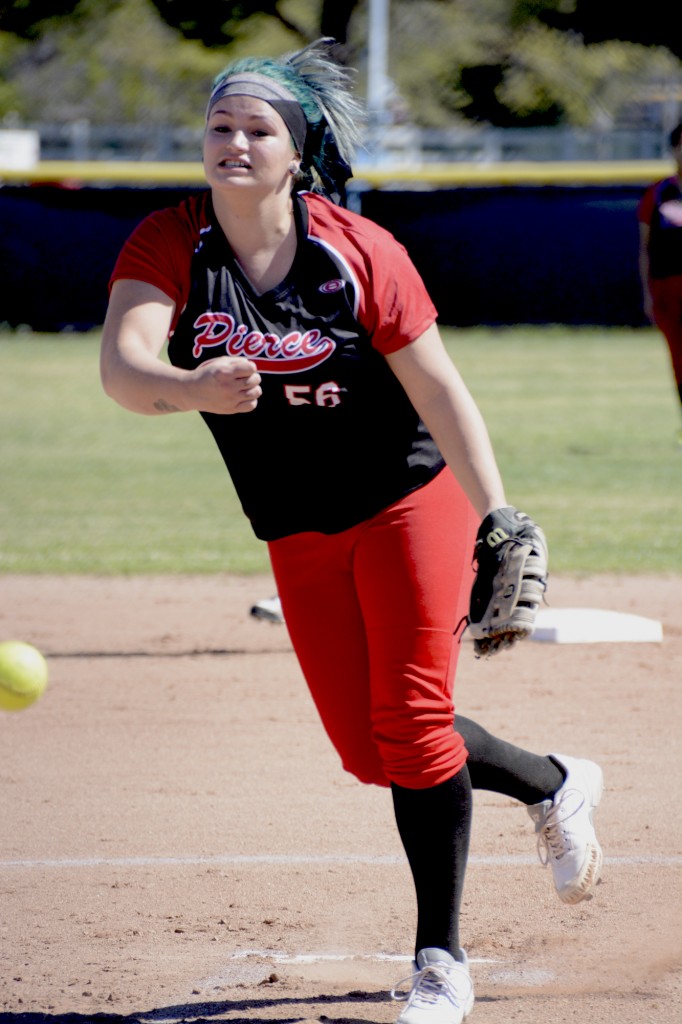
[0,158,674,188]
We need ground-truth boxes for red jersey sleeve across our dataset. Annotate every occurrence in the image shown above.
[361,235,438,355]
[637,181,659,225]
[109,196,207,330]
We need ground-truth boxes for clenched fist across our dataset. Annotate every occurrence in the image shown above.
[191,356,262,414]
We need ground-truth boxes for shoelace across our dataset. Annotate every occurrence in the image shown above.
[537,787,587,864]
[391,962,473,1010]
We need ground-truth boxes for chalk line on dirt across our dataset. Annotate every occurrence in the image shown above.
[195,952,557,993]
[2,853,680,867]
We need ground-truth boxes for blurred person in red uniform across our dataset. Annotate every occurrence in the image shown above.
[638,121,682,442]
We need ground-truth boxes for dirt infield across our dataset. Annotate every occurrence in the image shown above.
[1,573,681,1024]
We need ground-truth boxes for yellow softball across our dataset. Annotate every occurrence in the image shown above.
[0,641,49,712]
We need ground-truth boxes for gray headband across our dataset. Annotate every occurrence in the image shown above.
[206,72,308,155]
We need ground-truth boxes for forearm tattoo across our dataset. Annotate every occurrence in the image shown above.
[153,398,181,413]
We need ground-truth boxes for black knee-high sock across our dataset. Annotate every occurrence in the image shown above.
[455,715,564,805]
[391,767,472,962]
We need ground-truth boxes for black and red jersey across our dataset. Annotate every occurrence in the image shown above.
[638,176,682,279]
[110,190,445,539]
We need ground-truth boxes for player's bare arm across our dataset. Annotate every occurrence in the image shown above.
[386,323,507,519]
[101,279,262,416]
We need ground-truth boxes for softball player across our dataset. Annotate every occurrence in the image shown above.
[100,40,603,1024]
[638,120,682,441]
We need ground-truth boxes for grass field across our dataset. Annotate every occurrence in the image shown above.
[1,327,680,575]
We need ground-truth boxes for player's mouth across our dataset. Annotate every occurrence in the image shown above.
[219,158,251,169]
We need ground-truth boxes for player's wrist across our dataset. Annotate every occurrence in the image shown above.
[167,367,203,413]
[482,502,512,519]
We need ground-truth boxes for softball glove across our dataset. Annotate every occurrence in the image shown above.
[468,506,548,658]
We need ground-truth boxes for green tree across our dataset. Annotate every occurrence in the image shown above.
[144,1,307,47]
[0,0,227,126]
[0,0,360,48]
[388,0,681,129]
[0,0,680,131]
[142,0,682,129]
[525,0,682,62]
[0,0,84,39]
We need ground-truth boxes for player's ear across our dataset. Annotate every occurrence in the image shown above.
[289,147,302,176]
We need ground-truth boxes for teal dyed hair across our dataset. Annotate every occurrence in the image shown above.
[211,39,365,198]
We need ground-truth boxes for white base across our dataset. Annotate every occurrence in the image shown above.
[530,607,663,644]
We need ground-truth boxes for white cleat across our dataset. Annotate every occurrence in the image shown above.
[392,947,474,1024]
[527,753,604,904]
[249,595,284,624]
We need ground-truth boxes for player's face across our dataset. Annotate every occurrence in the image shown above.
[203,95,298,196]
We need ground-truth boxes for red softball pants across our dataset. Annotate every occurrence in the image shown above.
[651,275,682,398]
[267,468,478,790]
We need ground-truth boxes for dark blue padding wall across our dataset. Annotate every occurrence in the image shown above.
[0,185,199,332]
[0,182,647,331]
